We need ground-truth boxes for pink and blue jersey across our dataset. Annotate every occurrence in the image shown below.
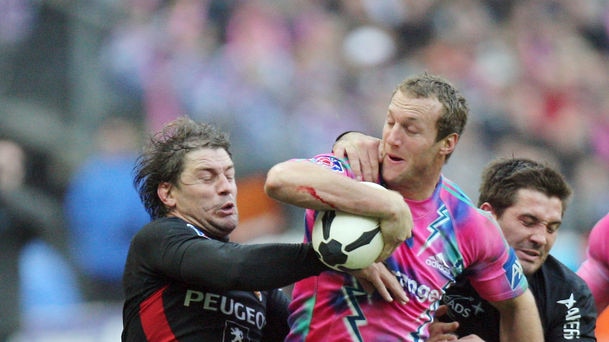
[286,154,528,341]
[577,212,609,312]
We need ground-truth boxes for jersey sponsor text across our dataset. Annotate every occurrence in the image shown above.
[184,289,266,329]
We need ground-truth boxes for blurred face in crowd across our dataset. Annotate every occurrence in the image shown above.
[158,148,238,239]
[482,188,563,276]
[0,140,25,191]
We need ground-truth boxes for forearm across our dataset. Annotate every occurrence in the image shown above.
[497,290,543,342]
[264,159,402,219]
[180,240,328,291]
[265,158,413,258]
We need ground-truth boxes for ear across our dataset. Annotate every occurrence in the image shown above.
[479,202,497,218]
[439,133,459,156]
[158,182,176,207]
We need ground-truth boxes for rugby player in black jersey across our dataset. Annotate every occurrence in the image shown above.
[432,158,597,342]
[121,117,408,342]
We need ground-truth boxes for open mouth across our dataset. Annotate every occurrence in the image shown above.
[386,153,403,162]
[516,248,540,262]
[217,202,235,215]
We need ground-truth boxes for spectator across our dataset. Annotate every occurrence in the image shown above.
[64,115,150,302]
[0,138,70,341]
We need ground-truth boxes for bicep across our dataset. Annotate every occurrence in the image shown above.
[461,218,526,302]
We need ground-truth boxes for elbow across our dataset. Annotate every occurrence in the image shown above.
[264,162,291,199]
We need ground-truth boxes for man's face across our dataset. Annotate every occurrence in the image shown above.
[380,90,446,191]
[165,148,239,239]
[492,188,563,276]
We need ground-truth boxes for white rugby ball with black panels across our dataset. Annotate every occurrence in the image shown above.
[311,182,385,271]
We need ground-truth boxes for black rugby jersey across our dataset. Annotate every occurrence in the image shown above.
[440,254,597,341]
[122,217,327,341]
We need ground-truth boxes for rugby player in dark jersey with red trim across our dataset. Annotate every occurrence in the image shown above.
[121,117,408,342]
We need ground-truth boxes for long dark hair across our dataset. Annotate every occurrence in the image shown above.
[133,117,231,219]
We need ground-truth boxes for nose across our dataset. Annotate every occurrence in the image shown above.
[385,125,402,146]
[529,229,547,246]
[216,174,233,194]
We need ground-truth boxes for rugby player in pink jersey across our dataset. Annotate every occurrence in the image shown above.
[265,73,543,341]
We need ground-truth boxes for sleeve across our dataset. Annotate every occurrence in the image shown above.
[261,288,291,341]
[461,210,528,303]
[308,153,355,178]
[137,223,329,291]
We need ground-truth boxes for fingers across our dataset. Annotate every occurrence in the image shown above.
[349,263,408,304]
[348,149,365,182]
[346,145,373,182]
[428,304,460,341]
[435,304,450,318]
[428,321,459,341]
[332,132,381,182]
[369,274,393,302]
[364,264,397,303]
[357,277,376,294]
[332,143,348,161]
[365,144,379,182]
[379,265,408,304]
[426,333,459,342]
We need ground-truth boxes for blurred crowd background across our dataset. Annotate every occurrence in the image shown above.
[1,0,609,341]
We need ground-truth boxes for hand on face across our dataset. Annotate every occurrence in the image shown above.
[333,132,382,182]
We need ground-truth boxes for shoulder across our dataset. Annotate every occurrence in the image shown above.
[534,255,593,297]
[133,217,204,245]
[439,176,476,206]
[438,177,495,227]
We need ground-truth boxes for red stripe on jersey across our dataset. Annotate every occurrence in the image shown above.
[140,285,176,341]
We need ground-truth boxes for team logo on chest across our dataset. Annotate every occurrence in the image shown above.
[557,293,582,340]
[417,205,450,256]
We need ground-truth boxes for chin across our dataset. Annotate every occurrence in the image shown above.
[523,264,540,277]
[381,169,398,184]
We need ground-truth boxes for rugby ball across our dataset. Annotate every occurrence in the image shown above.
[312,182,385,271]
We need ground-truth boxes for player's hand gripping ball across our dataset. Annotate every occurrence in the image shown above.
[312,182,385,271]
